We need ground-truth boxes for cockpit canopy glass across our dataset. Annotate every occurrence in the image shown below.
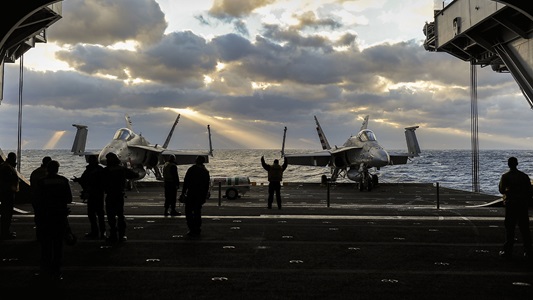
[113,128,135,141]
[357,129,377,142]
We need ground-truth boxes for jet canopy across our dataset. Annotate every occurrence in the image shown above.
[357,129,377,142]
[113,128,135,141]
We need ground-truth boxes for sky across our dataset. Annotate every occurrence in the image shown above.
[1,0,532,151]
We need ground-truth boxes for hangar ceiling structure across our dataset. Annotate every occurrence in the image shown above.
[423,0,533,192]
[424,0,533,105]
[0,0,63,103]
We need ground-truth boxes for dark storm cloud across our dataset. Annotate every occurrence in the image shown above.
[210,34,254,61]
[56,31,218,87]
[43,0,469,116]
[47,0,167,46]
[206,0,278,36]
[5,0,529,150]
[336,33,358,47]
[262,23,335,52]
[208,0,276,20]
[33,19,474,129]
[55,45,138,79]
[219,35,343,85]
[143,31,218,81]
[292,11,342,30]
[3,67,123,109]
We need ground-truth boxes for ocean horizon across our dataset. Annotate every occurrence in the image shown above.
[3,148,533,196]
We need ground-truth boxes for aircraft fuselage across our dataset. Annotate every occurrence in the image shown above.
[98,128,153,178]
[332,129,390,173]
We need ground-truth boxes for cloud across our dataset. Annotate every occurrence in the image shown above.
[47,0,167,46]
[2,0,532,151]
[292,11,342,30]
[208,0,277,20]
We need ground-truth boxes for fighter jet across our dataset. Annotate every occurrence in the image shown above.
[282,115,420,191]
[71,114,213,180]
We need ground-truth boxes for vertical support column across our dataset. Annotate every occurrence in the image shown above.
[17,55,24,172]
[326,180,330,208]
[470,61,480,193]
[218,182,222,206]
[436,182,440,209]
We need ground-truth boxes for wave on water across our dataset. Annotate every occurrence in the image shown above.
[4,148,532,196]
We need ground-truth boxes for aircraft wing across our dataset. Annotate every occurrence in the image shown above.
[129,145,209,165]
[284,151,332,166]
[128,144,165,153]
[161,150,211,165]
[329,146,362,155]
[387,152,414,165]
[72,151,100,163]
[72,150,100,156]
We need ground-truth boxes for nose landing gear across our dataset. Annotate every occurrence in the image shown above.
[358,172,378,191]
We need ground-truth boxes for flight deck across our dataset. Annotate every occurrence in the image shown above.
[1,182,531,299]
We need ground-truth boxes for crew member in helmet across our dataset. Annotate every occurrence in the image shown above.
[261,156,288,209]
[102,152,139,243]
[0,152,19,239]
[181,156,210,237]
[163,154,181,216]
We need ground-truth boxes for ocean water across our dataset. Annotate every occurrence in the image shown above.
[4,148,533,196]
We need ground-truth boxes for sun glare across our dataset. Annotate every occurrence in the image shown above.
[204,75,214,85]
[108,40,138,51]
[216,62,226,71]
[164,107,281,148]
[43,130,66,149]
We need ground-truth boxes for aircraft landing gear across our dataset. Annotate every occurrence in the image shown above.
[372,174,379,186]
[359,171,373,191]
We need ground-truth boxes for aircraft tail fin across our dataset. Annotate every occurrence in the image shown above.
[71,124,88,154]
[281,126,287,157]
[125,114,133,130]
[162,114,180,149]
[404,126,421,156]
[207,124,214,157]
[314,116,331,150]
[360,115,369,131]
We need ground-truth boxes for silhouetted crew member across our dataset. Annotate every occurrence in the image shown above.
[30,156,52,239]
[498,156,533,259]
[163,155,181,216]
[181,156,210,237]
[0,152,19,239]
[34,160,72,280]
[75,155,106,239]
[103,152,139,242]
[30,156,52,186]
[261,156,288,209]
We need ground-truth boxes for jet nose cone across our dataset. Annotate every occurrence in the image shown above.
[98,152,107,165]
[371,148,390,167]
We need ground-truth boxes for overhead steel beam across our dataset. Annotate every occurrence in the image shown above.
[493,1,533,21]
[0,0,62,101]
